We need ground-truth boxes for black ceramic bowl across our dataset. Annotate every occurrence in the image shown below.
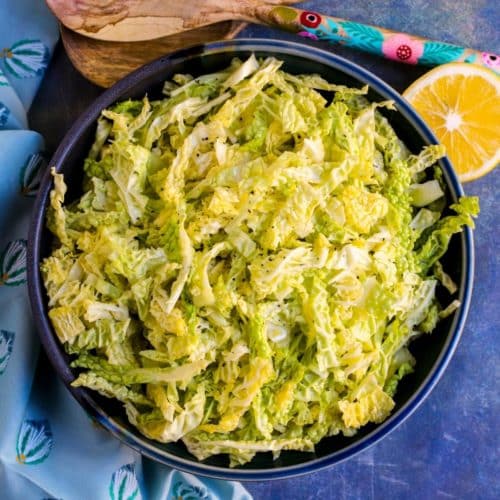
[27,39,474,480]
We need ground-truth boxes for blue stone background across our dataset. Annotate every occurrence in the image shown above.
[239,2,500,499]
[28,1,499,498]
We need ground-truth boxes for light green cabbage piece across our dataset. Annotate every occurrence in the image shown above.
[42,56,479,466]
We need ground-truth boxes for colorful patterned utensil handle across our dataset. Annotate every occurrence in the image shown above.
[257,5,500,72]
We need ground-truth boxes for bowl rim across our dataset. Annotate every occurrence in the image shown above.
[27,38,474,481]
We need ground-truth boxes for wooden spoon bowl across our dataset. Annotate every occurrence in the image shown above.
[61,21,246,87]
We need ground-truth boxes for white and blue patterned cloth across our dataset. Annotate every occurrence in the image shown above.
[0,1,251,498]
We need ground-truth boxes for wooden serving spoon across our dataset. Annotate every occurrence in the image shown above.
[47,0,499,71]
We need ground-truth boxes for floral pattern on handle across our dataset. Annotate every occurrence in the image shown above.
[382,34,423,64]
[482,52,500,70]
[270,7,499,73]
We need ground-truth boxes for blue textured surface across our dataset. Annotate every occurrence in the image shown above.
[27,1,499,498]
[238,1,500,499]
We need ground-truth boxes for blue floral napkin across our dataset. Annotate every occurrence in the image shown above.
[0,1,251,498]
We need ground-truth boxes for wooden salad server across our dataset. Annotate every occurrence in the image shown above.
[46,0,499,72]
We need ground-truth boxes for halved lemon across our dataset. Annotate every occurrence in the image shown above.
[403,63,500,182]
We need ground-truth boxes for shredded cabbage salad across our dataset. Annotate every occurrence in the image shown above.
[42,55,479,466]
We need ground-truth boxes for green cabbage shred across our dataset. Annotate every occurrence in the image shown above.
[42,55,479,466]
